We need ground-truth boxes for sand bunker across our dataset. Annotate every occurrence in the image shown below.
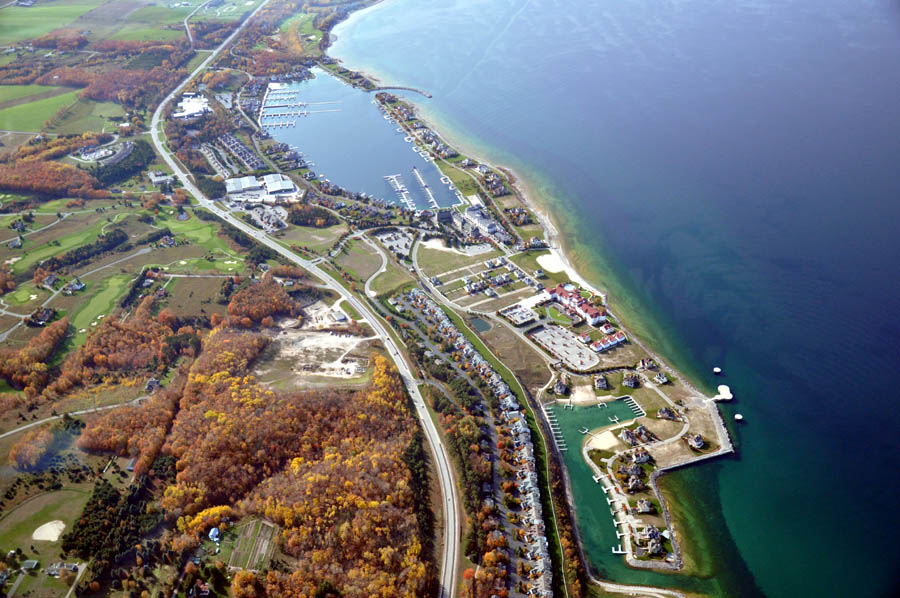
[32,520,65,542]
[537,253,565,273]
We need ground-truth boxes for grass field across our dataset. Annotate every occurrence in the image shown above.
[67,273,131,333]
[165,275,227,317]
[278,222,348,254]
[0,0,109,45]
[0,90,80,132]
[416,245,500,277]
[3,215,106,275]
[370,259,415,296]
[0,488,91,553]
[333,240,381,282]
[109,26,185,42]
[338,299,361,321]
[46,99,126,135]
[0,85,63,106]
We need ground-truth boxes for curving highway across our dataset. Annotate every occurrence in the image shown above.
[149,6,460,597]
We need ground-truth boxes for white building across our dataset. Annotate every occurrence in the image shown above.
[172,93,211,120]
[225,173,300,204]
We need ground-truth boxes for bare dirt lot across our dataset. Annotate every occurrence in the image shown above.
[255,314,377,389]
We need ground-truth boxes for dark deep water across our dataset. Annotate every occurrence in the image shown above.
[331,1,900,596]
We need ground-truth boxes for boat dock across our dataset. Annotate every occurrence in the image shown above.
[545,407,567,452]
[411,166,439,209]
[622,396,646,418]
[384,174,416,211]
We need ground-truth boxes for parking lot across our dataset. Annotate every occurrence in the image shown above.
[528,324,599,371]
[376,230,413,258]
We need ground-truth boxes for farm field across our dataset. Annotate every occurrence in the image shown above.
[223,518,276,571]
[46,99,127,135]
[0,90,80,132]
[0,0,109,45]
[0,85,65,106]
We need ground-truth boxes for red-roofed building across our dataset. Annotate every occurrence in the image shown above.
[549,284,607,326]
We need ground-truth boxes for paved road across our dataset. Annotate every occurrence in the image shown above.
[0,396,145,440]
[360,234,388,297]
[149,8,461,597]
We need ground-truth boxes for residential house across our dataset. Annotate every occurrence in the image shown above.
[636,498,654,514]
[687,434,705,450]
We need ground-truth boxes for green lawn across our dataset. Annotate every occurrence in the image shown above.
[546,305,572,325]
[339,300,361,321]
[0,84,61,105]
[46,98,126,135]
[109,26,186,42]
[0,90,80,132]
[416,245,500,277]
[0,1,109,45]
[370,260,415,296]
[68,273,131,333]
[0,488,91,554]
[9,219,105,275]
[3,282,49,308]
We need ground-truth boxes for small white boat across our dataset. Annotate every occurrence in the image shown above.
[734,413,744,421]
[713,366,722,375]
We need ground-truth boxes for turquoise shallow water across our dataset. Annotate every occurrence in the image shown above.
[330,1,900,596]
[551,401,716,594]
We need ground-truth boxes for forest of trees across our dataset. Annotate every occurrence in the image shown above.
[226,278,299,325]
[0,317,69,398]
[0,160,107,199]
[287,204,339,227]
[40,228,127,272]
[149,334,431,597]
[42,296,185,402]
[90,139,156,185]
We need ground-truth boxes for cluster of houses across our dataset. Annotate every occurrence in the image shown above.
[482,172,510,197]
[579,330,627,353]
[504,206,532,225]
[405,289,553,596]
[619,424,657,447]
[218,133,265,171]
[634,525,668,557]
[547,283,607,326]
[417,128,458,159]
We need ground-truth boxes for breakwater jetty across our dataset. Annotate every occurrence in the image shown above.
[369,86,433,99]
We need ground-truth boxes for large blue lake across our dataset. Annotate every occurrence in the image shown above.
[263,68,459,210]
[331,1,900,596]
